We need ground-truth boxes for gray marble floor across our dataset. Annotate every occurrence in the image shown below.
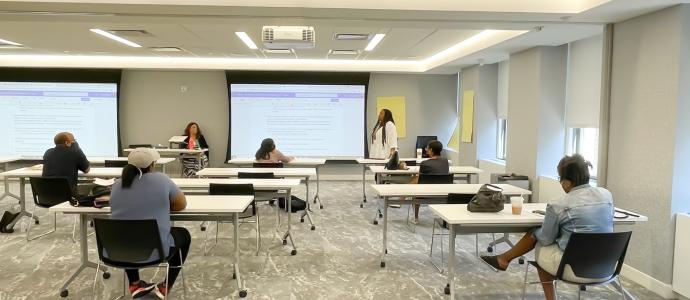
[0,180,662,300]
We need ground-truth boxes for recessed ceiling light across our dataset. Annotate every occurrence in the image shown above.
[90,29,142,48]
[329,50,359,55]
[235,32,258,50]
[334,34,369,41]
[262,49,293,54]
[150,47,183,52]
[0,45,25,49]
[364,34,385,51]
[0,38,21,46]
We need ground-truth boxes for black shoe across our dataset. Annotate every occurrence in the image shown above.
[480,255,507,271]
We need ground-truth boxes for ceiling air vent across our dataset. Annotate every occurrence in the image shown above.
[334,34,369,41]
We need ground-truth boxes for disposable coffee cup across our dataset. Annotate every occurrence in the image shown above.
[416,148,423,159]
[511,196,524,215]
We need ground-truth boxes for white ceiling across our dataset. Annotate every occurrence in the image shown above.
[0,0,687,73]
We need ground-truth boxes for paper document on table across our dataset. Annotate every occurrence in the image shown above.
[376,96,407,138]
[94,178,115,186]
[461,90,475,143]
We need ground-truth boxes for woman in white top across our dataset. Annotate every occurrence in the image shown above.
[370,109,398,159]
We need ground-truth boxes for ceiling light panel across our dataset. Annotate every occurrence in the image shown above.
[329,50,359,55]
[150,47,183,52]
[364,33,385,51]
[235,32,258,50]
[335,34,369,41]
[90,29,142,48]
[0,38,21,46]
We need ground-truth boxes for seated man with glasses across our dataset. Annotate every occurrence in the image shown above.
[42,132,91,196]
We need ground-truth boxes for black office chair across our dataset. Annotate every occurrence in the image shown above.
[406,174,455,230]
[416,136,438,158]
[27,177,74,241]
[402,159,417,167]
[93,218,186,300]
[522,231,633,300]
[238,172,274,179]
[205,183,260,255]
[429,193,476,272]
[128,144,153,148]
[104,160,128,168]
[253,162,284,168]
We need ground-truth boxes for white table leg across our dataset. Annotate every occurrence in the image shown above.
[301,176,316,230]
[380,196,388,268]
[233,211,247,297]
[313,165,323,209]
[281,189,297,255]
[0,162,21,201]
[360,164,367,208]
[447,224,456,298]
[6,177,39,231]
[59,214,108,297]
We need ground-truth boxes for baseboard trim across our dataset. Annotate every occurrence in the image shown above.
[621,264,678,299]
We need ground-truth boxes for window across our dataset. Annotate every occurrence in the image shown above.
[497,118,507,160]
[566,127,599,177]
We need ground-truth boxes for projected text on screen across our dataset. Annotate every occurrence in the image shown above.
[0,82,119,158]
[230,84,365,158]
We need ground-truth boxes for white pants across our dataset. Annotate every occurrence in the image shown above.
[535,244,609,283]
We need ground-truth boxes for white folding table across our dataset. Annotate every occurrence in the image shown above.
[88,157,176,173]
[429,203,648,300]
[356,158,431,208]
[123,148,207,173]
[197,168,316,247]
[0,167,122,231]
[50,195,253,298]
[368,165,483,183]
[370,183,532,268]
[228,158,327,209]
[171,177,302,254]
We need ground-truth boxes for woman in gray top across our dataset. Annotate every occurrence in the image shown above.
[480,154,613,300]
[110,148,189,299]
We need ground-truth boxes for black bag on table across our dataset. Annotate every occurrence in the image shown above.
[384,150,400,170]
[467,184,508,213]
[278,195,307,213]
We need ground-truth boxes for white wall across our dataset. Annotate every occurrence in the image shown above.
[505,46,568,200]
[458,64,499,166]
[608,4,689,290]
[119,71,458,178]
[566,34,603,128]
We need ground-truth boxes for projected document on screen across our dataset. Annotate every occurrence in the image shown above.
[0,82,118,158]
[230,84,365,158]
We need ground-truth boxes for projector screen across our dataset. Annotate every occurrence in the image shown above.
[230,84,365,158]
[0,81,119,158]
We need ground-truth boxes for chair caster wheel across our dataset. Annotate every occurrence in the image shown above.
[379,213,383,218]
[380,261,385,268]
[320,205,324,209]
[385,249,388,254]
[200,226,206,231]
[518,258,525,264]
[239,290,247,298]
[282,239,287,245]
[373,220,378,225]
[580,285,587,291]
[103,272,111,279]
[363,198,367,203]
[35,220,40,225]
[232,272,236,279]
[444,284,450,295]
[310,226,315,230]
[60,290,68,297]
[487,247,493,253]
[300,219,304,223]
[291,249,297,256]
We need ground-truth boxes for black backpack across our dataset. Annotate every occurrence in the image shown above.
[278,195,307,213]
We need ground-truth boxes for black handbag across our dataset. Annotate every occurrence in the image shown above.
[385,150,400,170]
[467,184,508,213]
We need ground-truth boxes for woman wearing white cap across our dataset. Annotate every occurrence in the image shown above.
[109,148,189,299]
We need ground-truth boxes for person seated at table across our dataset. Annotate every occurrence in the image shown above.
[255,138,294,163]
[110,148,189,299]
[179,121,209,177]
[410,140,449,223]
[480,154,613,300]
[42,132,90,196]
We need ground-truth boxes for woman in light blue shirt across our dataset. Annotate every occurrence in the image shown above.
[481,154,613,300]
